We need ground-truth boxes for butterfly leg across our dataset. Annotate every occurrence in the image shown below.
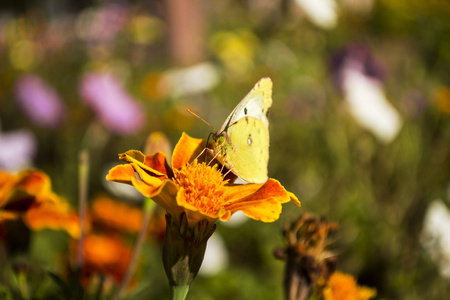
[208,148,222,166]
[192,147,208,164]
[222,165,234,178]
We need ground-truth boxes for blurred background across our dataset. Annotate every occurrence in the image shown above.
[1,0,450,299]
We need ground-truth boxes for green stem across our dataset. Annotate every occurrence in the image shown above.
[113,198,156,300]
[94,274,105,300]
[171,285,189,300]
[77,150,89,268]
[17,271,29,300]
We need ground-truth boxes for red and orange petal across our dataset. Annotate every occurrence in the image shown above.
[0,169,51,210]
[0,170,17,205]
[23,194,81,238]
[223,179,299,222]
[0,211,19,222]
[323,272,376,300]
[15,170,52,197]
[91,195,143,233]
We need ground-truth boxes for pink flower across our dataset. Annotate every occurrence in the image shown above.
[14,74,66,128]
[79,72,145,135]
[0,129,36,171]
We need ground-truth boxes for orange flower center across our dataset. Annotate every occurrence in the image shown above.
[173,160,227,216]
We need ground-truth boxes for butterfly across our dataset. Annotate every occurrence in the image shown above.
[212,77,273,184]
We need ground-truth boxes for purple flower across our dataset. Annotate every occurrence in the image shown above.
[14,74,66,128]
[78,3,128,44]
[79,72,145,135]
[0,129,36,171]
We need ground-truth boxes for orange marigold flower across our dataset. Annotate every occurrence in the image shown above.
[77,233,132,288]
[106,132,300,228]
[0,169,80,237]
[323,272,377,300]
[24,193,80,238]
[0,169,50,217]
[106,132,300,290]
[91,194,143,233]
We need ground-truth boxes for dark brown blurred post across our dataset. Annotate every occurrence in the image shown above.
[165,0,206,66]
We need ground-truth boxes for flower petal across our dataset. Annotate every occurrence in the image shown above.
[107,164,163,198]
[151,180,183,217]
[1,170,51,212]
[130,163,164,187]
[172,132,207,169]
[126,174,161,198]
[222,182,266,201]
[119,150,166,177]
[91,195,143,233]
[119,150,145,163]
[105,164,136,185]
[24,194,80,238]
[144,152,174,178]
[223,179,299,222]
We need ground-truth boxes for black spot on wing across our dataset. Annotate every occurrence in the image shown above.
[244,107,248,115]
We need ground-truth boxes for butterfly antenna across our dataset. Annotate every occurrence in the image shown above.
[187,109,216,132]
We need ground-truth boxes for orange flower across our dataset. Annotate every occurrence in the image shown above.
[0,169,50,220]
[91,194,143,233]
[0,169,80,237]
[323,272,376,300]
[24,193,80,238]
[106,132,300,229]
[77,233,132,288]
[106,132,300,290]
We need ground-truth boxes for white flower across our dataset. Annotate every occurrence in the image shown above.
[342,69,402,143]
[294,0,338,29]
[421,200,450,279]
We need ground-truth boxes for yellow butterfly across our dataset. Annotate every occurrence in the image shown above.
[212,77,273,183]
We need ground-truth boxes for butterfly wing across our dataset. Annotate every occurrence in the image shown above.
[219,77,273,132]
[213,77,273,183]
[224,117,269,183]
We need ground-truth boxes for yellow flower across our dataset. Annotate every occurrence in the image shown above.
[323,272,377,300]
[106,132,300,229]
